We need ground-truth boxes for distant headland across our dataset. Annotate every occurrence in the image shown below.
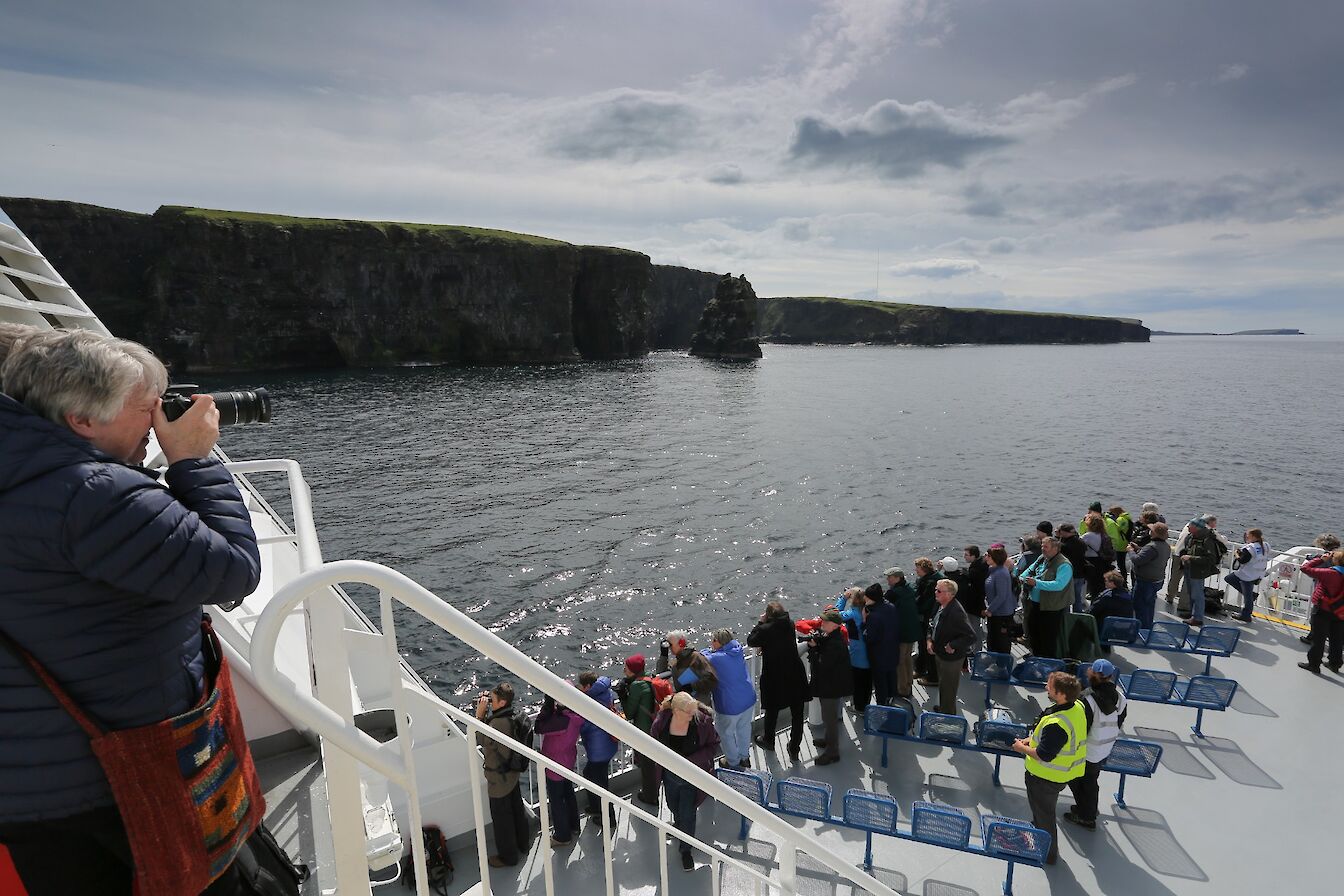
[1151,329,1304,336]
[2,197,1149,372]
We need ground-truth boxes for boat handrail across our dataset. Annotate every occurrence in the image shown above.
[222,459,324,571]
[250,558,903,896]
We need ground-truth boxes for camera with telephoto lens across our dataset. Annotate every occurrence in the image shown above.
[161,384,272,426]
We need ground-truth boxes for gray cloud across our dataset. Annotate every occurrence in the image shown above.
[963,172,1344,231]
[788,99,1014,179]
[780,220,812,242]
[705,163,744,185]
[1215,63,1250,83]
[546,92,703,161]
[888,258,982,278]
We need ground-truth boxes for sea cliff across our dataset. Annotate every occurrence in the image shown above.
[2,197,1148,371]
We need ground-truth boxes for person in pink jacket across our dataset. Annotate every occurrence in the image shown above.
[1299,550,1344,674]
[534,694,585,846]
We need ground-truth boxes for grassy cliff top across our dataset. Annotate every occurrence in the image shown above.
[763,294,1122,322]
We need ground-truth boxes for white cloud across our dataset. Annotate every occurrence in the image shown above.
[888,258,982,278]
[1215,63,1250,83]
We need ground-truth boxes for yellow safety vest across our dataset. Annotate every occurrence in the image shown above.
[1024,701,1088,783]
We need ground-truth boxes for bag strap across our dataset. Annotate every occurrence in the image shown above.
[0,626,107,739]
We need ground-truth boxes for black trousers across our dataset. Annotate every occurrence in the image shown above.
[488,784,531,865]
[1025,773,1066,862]
[986,615,1016,654]
[1306,606,1344,668]
[851,666,873,711]
[1066,760,1104,823]
[1029,608,1063,658]
[762,702,807,751]
[0,805,245,896]
[915,619,938,682]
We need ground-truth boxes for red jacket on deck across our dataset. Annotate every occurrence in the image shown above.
[1301,555,1344,620]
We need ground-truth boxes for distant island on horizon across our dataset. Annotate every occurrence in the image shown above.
[1151,328,1304,336]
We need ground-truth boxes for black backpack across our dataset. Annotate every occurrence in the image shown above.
[401,825,453,895]
[506,713,534,773]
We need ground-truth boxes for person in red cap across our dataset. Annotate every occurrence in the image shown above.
[614,655,658,803]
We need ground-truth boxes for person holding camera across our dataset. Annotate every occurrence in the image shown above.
[475,682,531,867]
[0,330,262,895]
[1226,528,1269,623]
[747,602,810,759]
[807,609,852,766]
[928,579,977,715]
[656,630,717,703]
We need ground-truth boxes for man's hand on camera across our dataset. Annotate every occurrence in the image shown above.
[152,394,219,464]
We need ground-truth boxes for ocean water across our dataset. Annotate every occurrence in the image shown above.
[216,336,1342,700]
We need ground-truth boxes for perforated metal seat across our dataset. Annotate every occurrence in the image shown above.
[1118,669,1178,701]
[1173,675,1238,709]
[714,767,771,805]
[1010,655,1064,686]
[1100,615,1140,645]
[863,703,912,737]
[981,815,1051,865]
[775,777,832,821]
[910,801,972,850]
[1101,739,1163,777]
[1188,625,1240,656]
[974,719,1031,753]
[917,711,969,745]
[842,789,899,835]
[1139,620,1189,649]
[971,651,1014,681]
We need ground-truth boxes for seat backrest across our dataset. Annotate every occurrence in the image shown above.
[864,703,912,737]
[971,651,1013,681]
[715,767,772,805]
[1101,739,1163,777]
[842,789,899,835]
[1191,625,1240,656]
[974,719,1031,752]
[1100,616,1140,645]
[910,801,972,850]
[981,816,1051,865]
[917,711,969,745]
[1182,675,1238,709]
[1143,621,1189,649]
[1011,655,1064,685]
[1123,669,1178,701]
[775,777,832,821]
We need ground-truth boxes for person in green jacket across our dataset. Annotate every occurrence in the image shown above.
[883,569,921,698]
[616,655,658,803]
[1180,519,1227,626]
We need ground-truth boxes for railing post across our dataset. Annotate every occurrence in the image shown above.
[537,771,555,896]
[380,593,428,896]
[466,739,493,896]
[779,844,797,895]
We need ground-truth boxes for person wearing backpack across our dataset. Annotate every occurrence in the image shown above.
[475,682,531,868]
[613,655,659,804]
[1180,518,1226,626]
[577,672,621,829]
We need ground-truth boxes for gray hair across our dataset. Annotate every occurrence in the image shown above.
[1141,502,1160,514]
[665,630,689,650]
[0,322,42,367]
[937,578,960,596]
[710,628,734,646]
[1041,536,1061,550]
[1,329,168,427]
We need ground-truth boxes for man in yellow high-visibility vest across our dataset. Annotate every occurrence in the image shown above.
[1012,671,1087,865]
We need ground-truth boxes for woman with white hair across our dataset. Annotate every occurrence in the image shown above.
[0,330,262,895]
[650,691,721,871]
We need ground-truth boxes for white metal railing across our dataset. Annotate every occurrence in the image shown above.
[250,559,903,896]
[222,459,324,572]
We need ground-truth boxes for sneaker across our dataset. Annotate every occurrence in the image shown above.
[1182,617,1204,627]
[1327,664,1342,674]
[1298,662,1321,674]
[753,734,776,752]
[787,744,801,761]
[717,756,732,769]
[1063,810,1097,831]
[738,758,752,769]
[1300,635,1313,644]
[812,737,827,747]
[681,851,694,871]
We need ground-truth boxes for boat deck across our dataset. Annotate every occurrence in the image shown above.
[261,600,1336,895]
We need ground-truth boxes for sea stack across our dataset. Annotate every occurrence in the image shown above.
[689,273,763,360]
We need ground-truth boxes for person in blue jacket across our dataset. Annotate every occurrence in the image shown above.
[577,671,620,828]
[833,587,871,712]
[0,330,261,896]
[704,629,757,768]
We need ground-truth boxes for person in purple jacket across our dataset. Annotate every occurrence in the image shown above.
[0,330,261,895]
[534,694,585,847]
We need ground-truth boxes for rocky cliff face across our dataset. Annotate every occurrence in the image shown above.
[647,264,719,349]
[3,198,658,372]
[757,296,1149,345]
[690,274,763,360]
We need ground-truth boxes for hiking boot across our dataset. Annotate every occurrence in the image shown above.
[738,758,752,769]
[681,851,695,871]
[1327,664,1342,674]
[787,743,801,761]
[753,734,775,752]
[1298,662,1321,674]
[1182,617,1203,626]
[1063,810,1096,831]
[549,837,572,848]
[813,737,827,747]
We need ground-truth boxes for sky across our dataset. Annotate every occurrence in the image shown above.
[2,0,1341,333]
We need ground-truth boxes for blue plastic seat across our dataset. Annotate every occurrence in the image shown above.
[1188,625,1240,656]
[775,777,832,821]
[910,801,972,850]
[1173,675,1238,710]
[1099,616,1139,645]
[714,767,771,805]
[1139,621,1189,649]
[971,651,1014,682]
[842,789,899,835]
[917,711,969,745]
[864,703,912,737]
[1011,656,1064,686]
[981,815,1051,865]
[1118,669,1178,701]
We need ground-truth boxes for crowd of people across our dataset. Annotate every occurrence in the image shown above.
[473,503,1344,871]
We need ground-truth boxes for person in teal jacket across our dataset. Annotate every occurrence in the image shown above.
[1018,537,1074,658]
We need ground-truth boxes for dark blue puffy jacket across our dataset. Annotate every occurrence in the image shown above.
[0,394,261,823]
[579,677,619,763]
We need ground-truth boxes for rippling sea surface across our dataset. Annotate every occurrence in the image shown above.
[216,337,1342,700]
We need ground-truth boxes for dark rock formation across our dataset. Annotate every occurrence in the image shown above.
[2,198,658,372]
[756,296,1149,345]
[647,264,719,349]
[689,274,763,360]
